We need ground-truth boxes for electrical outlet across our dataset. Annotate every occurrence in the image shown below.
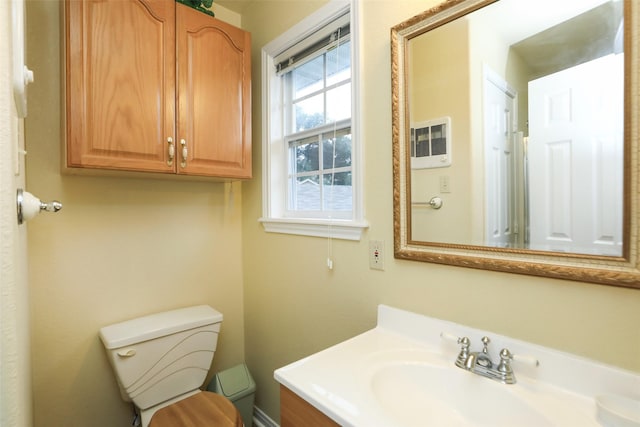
[369,240,385,270]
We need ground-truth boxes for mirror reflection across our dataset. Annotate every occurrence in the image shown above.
[407,0,624,256]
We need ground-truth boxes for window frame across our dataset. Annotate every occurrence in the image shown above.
[259,0,367,240]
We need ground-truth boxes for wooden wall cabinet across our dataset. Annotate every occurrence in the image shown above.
[280,385,339,427]
[64,0,251,179]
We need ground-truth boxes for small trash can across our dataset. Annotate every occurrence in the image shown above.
[207,363,256,427]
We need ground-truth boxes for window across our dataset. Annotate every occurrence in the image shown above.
[289,126,352,213]
[260,0,367,240]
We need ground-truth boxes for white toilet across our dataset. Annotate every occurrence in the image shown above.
[99,305,242,427]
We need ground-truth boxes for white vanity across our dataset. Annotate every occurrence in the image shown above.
[275,305,640,427]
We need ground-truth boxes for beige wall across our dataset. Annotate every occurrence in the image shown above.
[23,0,640,426]
[409,18,472,243]
[25,2,245,426]
[241,0,640,423]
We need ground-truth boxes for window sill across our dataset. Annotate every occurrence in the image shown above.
[259,217,369,241]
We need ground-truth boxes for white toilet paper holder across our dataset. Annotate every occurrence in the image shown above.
[16,189,62,224]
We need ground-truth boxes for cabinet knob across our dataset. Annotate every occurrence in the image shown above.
[180,139,188,168]
[167,137,175,166]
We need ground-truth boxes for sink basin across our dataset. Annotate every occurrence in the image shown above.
[275,305,639,427]
[356,348,599,427]
[596,395,640,427]
[370,360,552,427]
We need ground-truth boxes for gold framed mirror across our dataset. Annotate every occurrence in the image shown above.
[391,0,639,288]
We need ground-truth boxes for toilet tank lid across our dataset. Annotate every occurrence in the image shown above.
[99,305,223,349]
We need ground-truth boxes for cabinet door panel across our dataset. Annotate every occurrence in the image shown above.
[66,0,175,172]
[177,4,251,178]
[280,385,339,427]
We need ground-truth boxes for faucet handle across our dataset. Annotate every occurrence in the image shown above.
[459,336,470,349]
[453,337,471,369]
[496,349,517,384]
[498,348,540,372]
[440,332,464,344]
[440,333,471,350]
[512,353,540,367]
[439,332,459,343]
[498,348,513,369]
[441,335,471,369]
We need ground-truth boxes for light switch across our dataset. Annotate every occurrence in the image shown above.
[440,175,451,193]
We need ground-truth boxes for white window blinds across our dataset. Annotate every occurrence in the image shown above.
[274,12,350,75]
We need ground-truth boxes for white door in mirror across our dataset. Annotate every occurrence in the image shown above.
[528,54,623,256]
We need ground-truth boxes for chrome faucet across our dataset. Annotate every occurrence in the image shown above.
[454,336,517,384]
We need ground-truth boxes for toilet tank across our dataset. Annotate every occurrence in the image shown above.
[99,305,223,410]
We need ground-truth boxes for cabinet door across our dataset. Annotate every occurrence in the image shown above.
[176,4,252,178]
[66,0,176,173]
[280,385,340,427]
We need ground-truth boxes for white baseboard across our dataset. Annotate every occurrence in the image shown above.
[252,406,279,427]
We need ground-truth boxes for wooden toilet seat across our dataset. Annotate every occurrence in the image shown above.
[149,391,243,427]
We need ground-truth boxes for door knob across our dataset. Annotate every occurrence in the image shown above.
[16,189,62,224]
